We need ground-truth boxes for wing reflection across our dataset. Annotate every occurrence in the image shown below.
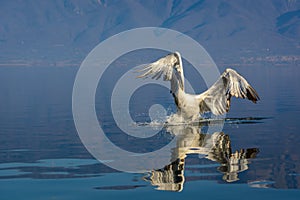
[144,125,259,192]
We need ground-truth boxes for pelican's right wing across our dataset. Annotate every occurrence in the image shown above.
[136,53,184,92]
[197,68,260,116]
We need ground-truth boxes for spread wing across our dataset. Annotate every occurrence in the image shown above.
[136,52,184,93]
[197,68,260,116]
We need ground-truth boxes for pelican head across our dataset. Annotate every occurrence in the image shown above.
[173,52,181,64]
[173,51,183,72]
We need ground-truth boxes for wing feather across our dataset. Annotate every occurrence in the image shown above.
[197,68,260,116]
[136,53,184,93]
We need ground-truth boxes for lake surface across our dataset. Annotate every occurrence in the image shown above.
[0,62,300,200]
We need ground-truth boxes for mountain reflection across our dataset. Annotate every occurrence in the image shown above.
[144,124,259,192]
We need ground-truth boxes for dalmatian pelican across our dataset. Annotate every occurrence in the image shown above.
[137,52,260,123]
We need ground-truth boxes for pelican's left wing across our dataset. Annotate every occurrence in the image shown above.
[136,52,184,92]
[197,68,260,116]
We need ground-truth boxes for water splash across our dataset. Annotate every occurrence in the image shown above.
[133,116,269,127]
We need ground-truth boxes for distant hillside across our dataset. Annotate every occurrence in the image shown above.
[0,0,299,65]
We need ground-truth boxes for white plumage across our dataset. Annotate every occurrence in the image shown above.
[137,52,260,123]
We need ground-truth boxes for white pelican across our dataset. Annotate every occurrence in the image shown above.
[137,52,260,123]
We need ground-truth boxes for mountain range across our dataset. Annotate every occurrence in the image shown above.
[0,0,299,66]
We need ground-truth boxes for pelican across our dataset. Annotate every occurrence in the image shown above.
[137,52,260,123]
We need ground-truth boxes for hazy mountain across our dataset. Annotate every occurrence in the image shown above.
[0,0,299,65]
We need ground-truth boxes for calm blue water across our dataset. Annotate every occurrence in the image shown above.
[0,63,300,200]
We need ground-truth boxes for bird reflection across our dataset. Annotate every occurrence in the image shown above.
[143,124,259,192]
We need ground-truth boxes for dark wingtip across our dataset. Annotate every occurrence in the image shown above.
[246,86,260,103]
